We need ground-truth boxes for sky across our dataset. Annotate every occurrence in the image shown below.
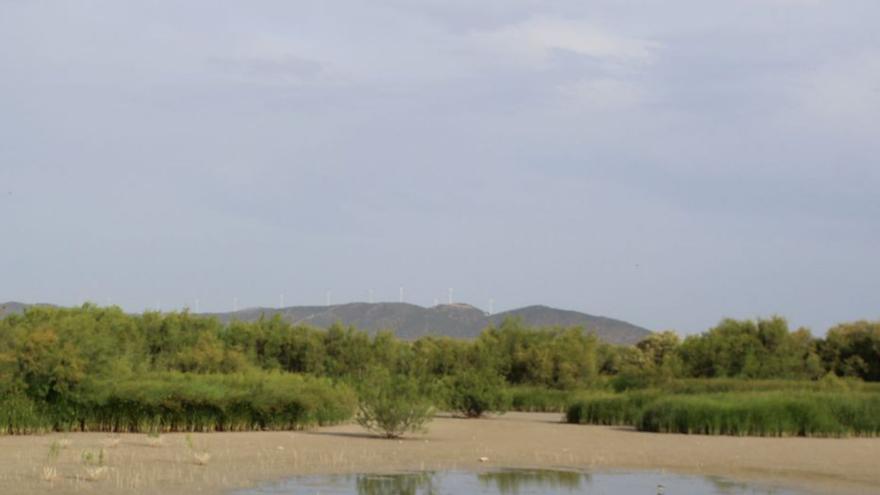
[1,0,878,334]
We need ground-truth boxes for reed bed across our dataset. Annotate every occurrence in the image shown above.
[0,372,355,434]
[655,378,880,394]
[506,387,587,413]
[638,392,880,437]
[567,389,880,437]
[565,391,659,426]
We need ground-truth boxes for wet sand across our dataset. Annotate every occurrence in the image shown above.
[1,412,878,494]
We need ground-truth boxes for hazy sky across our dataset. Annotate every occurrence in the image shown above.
[2,1,878,334]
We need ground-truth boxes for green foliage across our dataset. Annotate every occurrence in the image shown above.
[477,320,599,389]
[820,321,880,381]
[506,386,587,412]
[676,317,821,379]
[669,377,880,394]
[566,383,880,438]
[0,394,52,434]
[1,305,880,438]
[355,369,434,438]
[444,368,510,417]
[638,392,880,437]
[566,391,659,426]
[0,372,354,434]
[89,372,356,432]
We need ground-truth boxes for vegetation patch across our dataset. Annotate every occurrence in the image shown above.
[0,372,355,434]
[444,368,510,418]
[1,305,879,438]
[566,391,659,426]
[507,387,584,413]
[355,369,434,438]
[566,388,880,438]
[638,392,880,437]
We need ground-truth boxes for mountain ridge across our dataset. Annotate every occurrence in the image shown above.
[0,301,651,345]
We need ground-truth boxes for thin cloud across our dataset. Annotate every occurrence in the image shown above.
[472,16,660,68]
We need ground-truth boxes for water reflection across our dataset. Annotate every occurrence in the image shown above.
[355,472,437,495]
[477,468,589,494]
[237,468,805,495]
[353,469,590,495]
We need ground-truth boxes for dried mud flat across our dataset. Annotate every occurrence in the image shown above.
[1,412,878,495]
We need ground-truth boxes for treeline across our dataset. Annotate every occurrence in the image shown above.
[0,305,878,434]
[614,317,880,385]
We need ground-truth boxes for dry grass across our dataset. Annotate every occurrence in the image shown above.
[82,466,109,482]
[40,466,57,482]
[193,452,211,466]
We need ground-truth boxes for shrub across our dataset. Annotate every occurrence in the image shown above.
[445,369,510,418]
[355,369,434,438]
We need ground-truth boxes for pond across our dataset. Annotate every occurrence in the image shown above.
[235,468,805,494]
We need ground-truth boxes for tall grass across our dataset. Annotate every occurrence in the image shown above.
[0,395,53,434]
[655,377,880,394]
[567,387,880,437]
[565,391,659,426]
[638,392,880,437]
[0,372,355,434]
[507,387,579,413]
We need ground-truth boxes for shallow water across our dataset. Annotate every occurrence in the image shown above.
[235,468,804,494]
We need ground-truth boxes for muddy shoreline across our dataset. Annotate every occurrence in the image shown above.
[1,412,877,494]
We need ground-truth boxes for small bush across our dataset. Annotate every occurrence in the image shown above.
[445,369,510,418]
[355,369,434,438]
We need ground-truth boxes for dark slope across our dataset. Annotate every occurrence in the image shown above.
[206,302,489,340]
[489,305,651,345]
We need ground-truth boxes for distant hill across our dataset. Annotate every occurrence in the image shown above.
[207,302,651,344]
[1,301,652,345]
[489,305,652,346]
[0,301,55,317]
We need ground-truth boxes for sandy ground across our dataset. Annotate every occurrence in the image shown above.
[0,412,878,494]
